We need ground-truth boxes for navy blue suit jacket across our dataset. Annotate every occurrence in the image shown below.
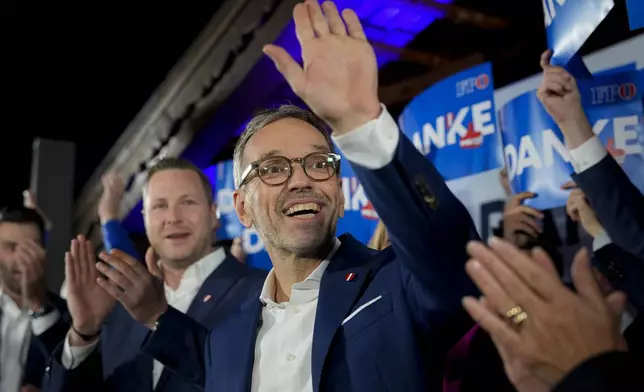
[42,256,266,392]
[23,293,70,389]
[573,155,644,260]
[143,131,480,392]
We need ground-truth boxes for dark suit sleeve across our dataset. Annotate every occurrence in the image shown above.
[573,155,644,259]
[593,243,644,312]
[102,220,141,260]
[23,295,71,388]
[553,351,641,392]
[140,306,208,389]
[41,343,106,392]
[350,128,479,331]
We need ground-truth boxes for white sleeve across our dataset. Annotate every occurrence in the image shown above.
[569,136,607,173]
[61,330,100,369]
[592,229,613,251]
[331,104,400,170]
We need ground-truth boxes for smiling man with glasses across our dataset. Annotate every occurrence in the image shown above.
[104,2,480,391]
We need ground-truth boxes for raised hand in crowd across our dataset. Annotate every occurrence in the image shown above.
[537,49,594,149]
[65,235,117,346]
[462,238,627,390]
[98,173,126,223]
[502,192,544,248]
[95,247,167,328]
[263,0,381,134]
[23,189,52,231]
[562,182,604,237]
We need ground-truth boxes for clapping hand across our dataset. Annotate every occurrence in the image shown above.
[96,247,168,328]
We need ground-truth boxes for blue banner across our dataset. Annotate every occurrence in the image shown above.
[209,156,379,271]
[543,0,614,77]
[399,62,503,181]
[499,69,644,210]
[626,0,644,30]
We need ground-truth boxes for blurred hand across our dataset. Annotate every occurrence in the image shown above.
[562,182,604,237]
[96,247,167,328]
[536,50,594,149]
[65,235,117,346]
[502,192,544,247]
[98,173,125,223]
[12,238,47,309]
[230,237,246,263]
[263,0,380,135]
[463,239,627,389]
[23,189,53,230]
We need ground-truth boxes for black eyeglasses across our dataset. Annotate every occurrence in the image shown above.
[239,152,341,187]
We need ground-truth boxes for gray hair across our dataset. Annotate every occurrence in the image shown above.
[232,105,335,189]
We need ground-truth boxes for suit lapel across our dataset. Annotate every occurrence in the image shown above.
[228,298,263,392]
[311,235,373,392]
[155,255,245,391]
[186,255,245,323]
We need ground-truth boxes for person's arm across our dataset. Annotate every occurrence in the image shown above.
[593,243,644,312]
[553,351,640,392]
[140,306,209,388]
[333,105,479,335]
[569,139,644,260]
[101,220,140,260]
[42,341,106,392]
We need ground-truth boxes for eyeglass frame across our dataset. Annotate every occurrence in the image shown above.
[238,151,341,188]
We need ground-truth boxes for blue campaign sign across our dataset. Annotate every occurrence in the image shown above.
[578,69,644,193]
[499,68,644,210]
[208,156,380,271]
[499,91,574,210]
[543,0,614,78]
[399,62,503,181]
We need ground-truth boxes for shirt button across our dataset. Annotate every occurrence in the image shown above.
[286,353,296,362]
[293,306,300,314]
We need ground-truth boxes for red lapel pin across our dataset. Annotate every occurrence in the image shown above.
[345,272,356,282]
[203,294,212,303]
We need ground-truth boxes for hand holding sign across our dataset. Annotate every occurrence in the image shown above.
[263,0,381,135]
[562,182,604,238]
[537,50,594,149]
[502,192,544,247]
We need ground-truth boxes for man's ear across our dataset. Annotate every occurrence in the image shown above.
[233,190,254,228]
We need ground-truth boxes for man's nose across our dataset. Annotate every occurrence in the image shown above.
[287,163,313,192]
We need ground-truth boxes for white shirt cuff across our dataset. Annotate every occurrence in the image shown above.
[592,229,613,251]
[32,308,61,336]
[62,330,99,369]
[331,104,400,170]
[569,136,607,173]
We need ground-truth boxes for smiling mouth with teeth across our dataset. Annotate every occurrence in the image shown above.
[284,203,322,218]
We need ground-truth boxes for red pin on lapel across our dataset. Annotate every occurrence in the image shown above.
[203,294,212,303]
[345,272,356,282]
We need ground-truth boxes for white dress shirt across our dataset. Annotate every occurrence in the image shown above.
[62,247,226,388]
[251,106,400,392]
[0,290,60,392]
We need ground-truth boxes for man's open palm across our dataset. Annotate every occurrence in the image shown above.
[65,236,116,334]
[264,0,380,134]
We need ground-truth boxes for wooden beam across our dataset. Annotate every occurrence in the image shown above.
[416,0,510,30]
[378,53,485,106]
